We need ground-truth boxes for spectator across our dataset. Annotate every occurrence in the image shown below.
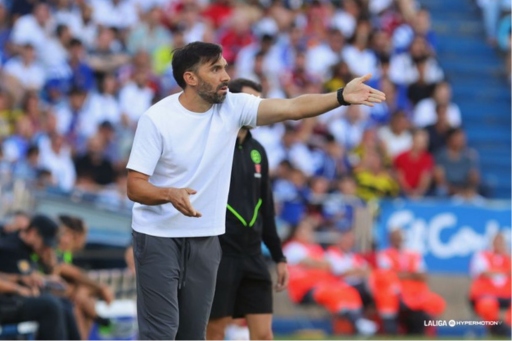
[392,8,437,53]
[314,134,351,181]
[378,111,412,159]
[306,28,345,79]
[127,6,172,56]
[90,0,138,30]
[53,0,83,40]
[41,24,71,68]
[272,125,316,177]
[389,36,443,86]
[478,0,503,45]
[413,81,461,128]
[322,176,365,232]
[368,75,409,125]
[370,30,392,61]
[351,128,391,169]
[218,8,255,64]
[45,38,94,100]
[306,176,330,219]
[86,73,122,128]
[330,0,359,39]
[39,133,76,193]
[2,116,34,163]
[4,43,45,91]
[329,105,366,151]
[54,87,90,149]
[12,144,41,185]
[282,51,323,97]
[0,210,30,236]
[425,103,452,154]
[236,34,283,86]
[342,20,379,77]
[87,26,131,75]
[0,91,22,138]
[406,59,437,106]
[434,128,480,196]
[10,3,53,57]
[119,68,155,127]
[0,1,11,63]
[323,61,353,93]
[273,166,309,227]
[354,150,399,202]
[96,170,134,211]
[74,136,116,192]
[394,130,434,198]
[178,2,213,44]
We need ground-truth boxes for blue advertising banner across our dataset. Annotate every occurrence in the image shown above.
[375,200,511,274]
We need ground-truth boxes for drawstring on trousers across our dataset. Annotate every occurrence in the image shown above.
[178,238,191,289]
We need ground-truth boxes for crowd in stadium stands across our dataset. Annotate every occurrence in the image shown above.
[0,0,510,338]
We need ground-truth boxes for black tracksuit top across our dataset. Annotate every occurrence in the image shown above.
[220,130,285,263]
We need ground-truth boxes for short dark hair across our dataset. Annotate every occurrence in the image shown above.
[228,78,262,94]
[447,127,464,141]
[69,38,83,48]
[172,42,223,89]
[58,215,86,235]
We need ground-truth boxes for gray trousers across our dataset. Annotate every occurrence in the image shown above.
[132,231,222,340]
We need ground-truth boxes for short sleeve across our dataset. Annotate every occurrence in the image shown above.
[377,252,392,269]
[229,93,262,128]
[326,251,353,276]
[416,255,427,273]
[470,252,488,278]
[283,242,309,265]
[126,114,162,176]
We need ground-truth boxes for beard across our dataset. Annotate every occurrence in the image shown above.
[197,77,228,104]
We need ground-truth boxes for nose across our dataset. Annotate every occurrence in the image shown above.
[221,69,230,84]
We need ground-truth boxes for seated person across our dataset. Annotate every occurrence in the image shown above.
[393,130,434,199]
[353,150,399,202]
[0,210,31,236]
[0,274,70,340]
[434,128,480,197]
[325,230,373,309]
[0,214,80,339]
[469,233,511,336]
[283,218,377,336]
[370,228,445,335]
[54,215,114,340]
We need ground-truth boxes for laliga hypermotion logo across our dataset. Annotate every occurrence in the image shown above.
[425,320,503,327]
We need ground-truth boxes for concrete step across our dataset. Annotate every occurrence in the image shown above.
[432,20,484,36]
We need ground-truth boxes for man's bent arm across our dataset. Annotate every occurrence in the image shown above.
[256,74,385,126]
[127,170,171,205]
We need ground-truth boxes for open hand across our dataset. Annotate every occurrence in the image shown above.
[168,188,202,217]
[343,74,386,107]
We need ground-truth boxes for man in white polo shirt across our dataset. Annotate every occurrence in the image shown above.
[126,41,385,340]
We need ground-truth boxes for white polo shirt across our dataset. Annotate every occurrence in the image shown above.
[126,92,261,238]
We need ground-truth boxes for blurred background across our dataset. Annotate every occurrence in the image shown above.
[0,0,510,340]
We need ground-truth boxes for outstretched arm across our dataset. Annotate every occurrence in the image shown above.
[256,74,385,126]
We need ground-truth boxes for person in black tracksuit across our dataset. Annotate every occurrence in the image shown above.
[207,79,289,340]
